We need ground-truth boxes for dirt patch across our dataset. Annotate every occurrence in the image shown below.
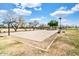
[0,29,78,56]
[44,41,74,56]
[11,33,57,50]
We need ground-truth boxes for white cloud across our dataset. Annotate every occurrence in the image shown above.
[58,7,67,10]
[62,19,67,22]
[15,3,22,9]
[61,19,67,25]
[15,3,42,11]
[30,18,41,21]
[34,7,42,11]
[0,10,7,16]
[25,3,41,8]
[15,3,41,9]
[50,4,79,17]
[30,16,46,21]
[13,8,32,15]
[59,19,68,26]
[50,7,73,17]
[40,16,46,19]
[71,4,79,12]
[0,10,7,13]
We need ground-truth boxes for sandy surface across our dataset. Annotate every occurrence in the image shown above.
[0,31,74,56]
[10,30,58,42]
[0,30,77,56]
[0,30,58,50]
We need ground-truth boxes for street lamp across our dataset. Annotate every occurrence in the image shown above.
[59,17,62,29]
[57,17,62,33]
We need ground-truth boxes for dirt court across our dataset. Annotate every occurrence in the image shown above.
[0,31,73,56]
[11,30,58,41]
[0,30,58,51]
[0,29,78,56]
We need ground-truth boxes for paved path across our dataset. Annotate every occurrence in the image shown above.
[11,30,58,42]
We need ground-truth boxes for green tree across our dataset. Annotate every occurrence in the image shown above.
[48,20,58,30]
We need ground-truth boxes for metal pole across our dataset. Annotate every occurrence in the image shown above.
[59,17,62,29]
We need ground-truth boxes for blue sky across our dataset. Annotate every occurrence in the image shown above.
[0,3,79,26]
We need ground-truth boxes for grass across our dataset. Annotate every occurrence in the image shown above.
[64,29,79,55]
[0,36,22,55]
[43,29,79,56]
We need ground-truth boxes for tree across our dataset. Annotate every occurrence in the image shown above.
[2,11,19,35]
[39,24,49,30]
[39,24,45,30]
[29,20,39,27]
[29,22,33,27]
[0,24,4,33]
[48,20,58,30]
[32,20,39,27]
[11,21,19,32]
[31,20,39,30]
[18,15,25,28]
[28,20,39,30]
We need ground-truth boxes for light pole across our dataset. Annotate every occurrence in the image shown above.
[58,17,62,33]
[59,17,62,29]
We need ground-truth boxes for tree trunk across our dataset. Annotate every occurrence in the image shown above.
[14,28,17,32]
[8,23,10,36]
[14,27,18,32]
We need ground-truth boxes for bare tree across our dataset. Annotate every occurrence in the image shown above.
[30,20,39,30]
[39,24,45,30]
[18,15,25,28]
[11,21,19,32]
[29,22,33,27]
[2,10,19,35]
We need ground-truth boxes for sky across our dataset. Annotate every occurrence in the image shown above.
[0,3,79,26]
